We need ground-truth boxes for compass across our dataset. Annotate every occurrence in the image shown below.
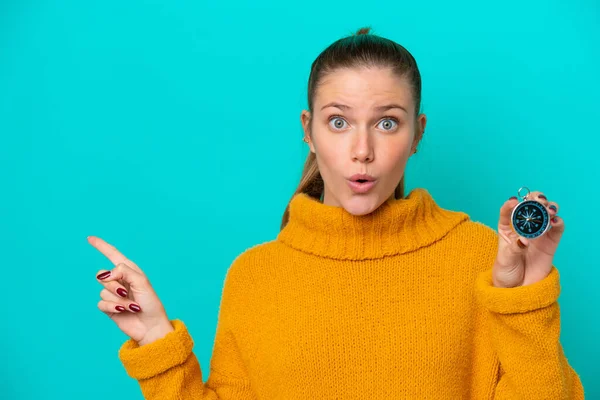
[510,186,552,239]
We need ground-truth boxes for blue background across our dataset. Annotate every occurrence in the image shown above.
[1,0,598,398]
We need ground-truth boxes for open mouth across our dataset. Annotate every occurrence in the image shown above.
[347,178,376,193]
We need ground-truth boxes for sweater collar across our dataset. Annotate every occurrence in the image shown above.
[277,188,470,260]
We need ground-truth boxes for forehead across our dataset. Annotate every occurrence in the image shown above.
[315,67,412,112]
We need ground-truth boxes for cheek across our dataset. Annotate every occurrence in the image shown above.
[313,143,339,175]
[312,138,346,185]
[379,142,411,168]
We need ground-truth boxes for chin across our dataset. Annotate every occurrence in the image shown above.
[340,193,384,216]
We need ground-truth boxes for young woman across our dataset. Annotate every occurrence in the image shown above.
[90,27,584,399]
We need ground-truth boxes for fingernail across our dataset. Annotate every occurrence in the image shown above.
[96,271,111,280]
[115,305,126,312]
[116,288,128,298]
[508,196,518,201]
[538,194,547,200]
[552,217,558,223]
[517,239,527,249]
[129,304,141,312]
[549,205,557,212]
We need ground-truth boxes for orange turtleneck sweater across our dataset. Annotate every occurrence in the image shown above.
[117,188,584,399]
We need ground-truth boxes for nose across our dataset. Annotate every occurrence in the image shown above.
[351,132,374,163]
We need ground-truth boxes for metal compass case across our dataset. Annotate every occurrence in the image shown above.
[510,186,552,239]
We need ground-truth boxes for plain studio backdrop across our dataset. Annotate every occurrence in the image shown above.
[1,0,598,399]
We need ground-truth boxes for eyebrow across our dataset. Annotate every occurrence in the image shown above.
[320,102,408,113]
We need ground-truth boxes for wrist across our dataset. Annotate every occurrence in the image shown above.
[491,264,523,288]
[492,277,520,288]
[138,320,175,346]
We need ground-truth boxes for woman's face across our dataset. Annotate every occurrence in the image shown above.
[301,67,427,215]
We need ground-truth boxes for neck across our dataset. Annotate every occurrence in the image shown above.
[278,188,470,260]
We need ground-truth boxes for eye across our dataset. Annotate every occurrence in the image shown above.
[327,115,399,131]
[377,117,399,131]
[328,116,348,131]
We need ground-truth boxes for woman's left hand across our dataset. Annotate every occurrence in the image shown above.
[493,190,565,288]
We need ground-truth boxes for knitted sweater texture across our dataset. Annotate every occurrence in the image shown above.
[118,188,584,399]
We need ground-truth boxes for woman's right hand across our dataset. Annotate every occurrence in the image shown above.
[89,236,174,346]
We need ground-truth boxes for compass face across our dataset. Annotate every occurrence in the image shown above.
[511,200,550,239]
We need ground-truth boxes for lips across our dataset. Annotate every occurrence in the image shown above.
[347,174,377,194]
[349,174,376,182]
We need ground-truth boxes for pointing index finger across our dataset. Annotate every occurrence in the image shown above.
[87,236,141,273]
[87,236,127,266]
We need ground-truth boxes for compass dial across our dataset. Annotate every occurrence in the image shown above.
[511,200,550,239]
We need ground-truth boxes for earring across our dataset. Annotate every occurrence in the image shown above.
[302,137,308,143]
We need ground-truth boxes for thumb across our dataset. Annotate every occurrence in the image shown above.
[96,262,151,292]
[495,197,529,266]
[498,197,519,229]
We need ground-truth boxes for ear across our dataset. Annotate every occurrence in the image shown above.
[412,113,427,153]
[300,110,316,153]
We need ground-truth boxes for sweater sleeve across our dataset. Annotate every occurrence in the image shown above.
[117,260,257,399]
[474,266,585,399]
